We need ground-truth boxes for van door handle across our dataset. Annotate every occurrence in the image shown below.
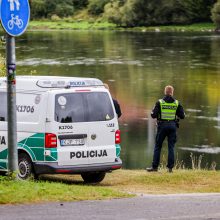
[58,134,87,139]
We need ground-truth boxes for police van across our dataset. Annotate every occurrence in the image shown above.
[0,76,122,183]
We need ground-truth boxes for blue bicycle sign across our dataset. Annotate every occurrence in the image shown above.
[8,14,24,30]
[0,0,30,36]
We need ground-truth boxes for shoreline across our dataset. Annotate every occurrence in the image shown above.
[26,21,216,32]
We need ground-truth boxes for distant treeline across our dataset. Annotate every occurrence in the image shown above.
[30,0,217,27]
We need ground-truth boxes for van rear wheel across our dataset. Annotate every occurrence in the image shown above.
[81,172,106,183]
[18,153,33,180]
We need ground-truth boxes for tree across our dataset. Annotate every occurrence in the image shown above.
[55,3,74,17]
[104,0,216,27]
[30,0,47,19]
[72,0,88,9]
[88,0,110,15]
[212,0,220,29]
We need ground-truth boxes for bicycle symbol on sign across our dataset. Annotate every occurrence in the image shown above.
[7,14,23,30]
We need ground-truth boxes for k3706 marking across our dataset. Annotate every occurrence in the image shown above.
[59,125,73,130]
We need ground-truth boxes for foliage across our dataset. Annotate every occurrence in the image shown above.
[104,0,217,27]
[0,39,6,77]
[88,0,110,15]
[30,0,75,18]
[54,3,74,18]
[211,0,220,29]
[30,0,46,19]
[0,54,6,77]
[72,0,89,9]
[30,0,217,26]
[104,1,123,26]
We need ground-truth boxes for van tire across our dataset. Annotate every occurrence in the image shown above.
[18,153,33,180]
[81,172,106,183]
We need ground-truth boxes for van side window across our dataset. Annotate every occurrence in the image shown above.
[55,92,114,123]
[0,92,7,121]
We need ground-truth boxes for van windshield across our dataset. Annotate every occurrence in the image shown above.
[55,92,114,123]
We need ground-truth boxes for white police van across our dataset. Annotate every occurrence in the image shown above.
[0,76,122,183]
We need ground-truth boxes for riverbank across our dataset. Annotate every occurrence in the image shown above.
[1,169,220,204]
[27,21,216,32]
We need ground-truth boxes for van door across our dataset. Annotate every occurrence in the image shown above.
[50,90,118,167]
[50,92,89,166]
[84,91,118,165]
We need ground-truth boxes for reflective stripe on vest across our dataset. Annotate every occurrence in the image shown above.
[159,99,179,120]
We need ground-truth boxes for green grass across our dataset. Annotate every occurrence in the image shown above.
[27,20,216,32]
[0,175,131,204]
[1,169,220,204]
[28,20,116,30]
[136,22,215,32]
[106,169,220,194]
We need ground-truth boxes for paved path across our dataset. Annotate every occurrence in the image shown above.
[1,193,220,220]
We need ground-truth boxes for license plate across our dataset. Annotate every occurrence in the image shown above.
[60,139,84,146]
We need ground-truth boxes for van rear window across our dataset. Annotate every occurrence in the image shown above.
[0,92,7,121]
[55,92,114,123]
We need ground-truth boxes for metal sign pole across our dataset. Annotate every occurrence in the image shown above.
[6,34,18,176]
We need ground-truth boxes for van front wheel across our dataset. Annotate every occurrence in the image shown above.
[81,172,106,183]
[18,153,33,180]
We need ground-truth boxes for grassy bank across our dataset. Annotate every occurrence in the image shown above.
[0,175,130,204]
[27,20,216,32]
[1,169,220,204]
[28,20,116,30]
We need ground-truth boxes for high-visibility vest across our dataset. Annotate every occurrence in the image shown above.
[159,99,179,120]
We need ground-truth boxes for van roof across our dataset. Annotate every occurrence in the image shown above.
[0,75,104,91]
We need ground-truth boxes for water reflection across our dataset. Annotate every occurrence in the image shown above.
[2,30,220,169]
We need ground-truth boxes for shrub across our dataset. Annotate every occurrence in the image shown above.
[55,3,74,17]
[104,0,216,27]
[88,0,110,15]
[0,54,6,77]
[104,1,124,26]
[211,0,220,29]
[51,14,61,21]
[72,0,89,9]
[30,0,46,19]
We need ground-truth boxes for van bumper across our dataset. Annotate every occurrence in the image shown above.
[33,158,122,175]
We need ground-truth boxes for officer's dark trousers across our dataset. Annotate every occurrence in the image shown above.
[152,122,177,169]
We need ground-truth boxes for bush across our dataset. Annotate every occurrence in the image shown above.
[0,54,6,77]
[55,3,74,17]
[88,0,110,15]
[30,0,47,19]
[72,0,89,9]
[51,14,61,21]
[104,0,216,27]
[104,1,124,26]
[212,0,220,29]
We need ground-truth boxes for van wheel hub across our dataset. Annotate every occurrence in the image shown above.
[19,161,30,178]
[18,153,33,180]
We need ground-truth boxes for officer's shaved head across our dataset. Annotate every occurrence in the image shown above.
[164,85,174,96]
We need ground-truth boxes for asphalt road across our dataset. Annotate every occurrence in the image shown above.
[1,193,220,220]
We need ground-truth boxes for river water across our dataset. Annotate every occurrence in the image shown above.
[4,30,220,169]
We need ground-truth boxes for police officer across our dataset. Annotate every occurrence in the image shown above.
[146,85,185,173]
